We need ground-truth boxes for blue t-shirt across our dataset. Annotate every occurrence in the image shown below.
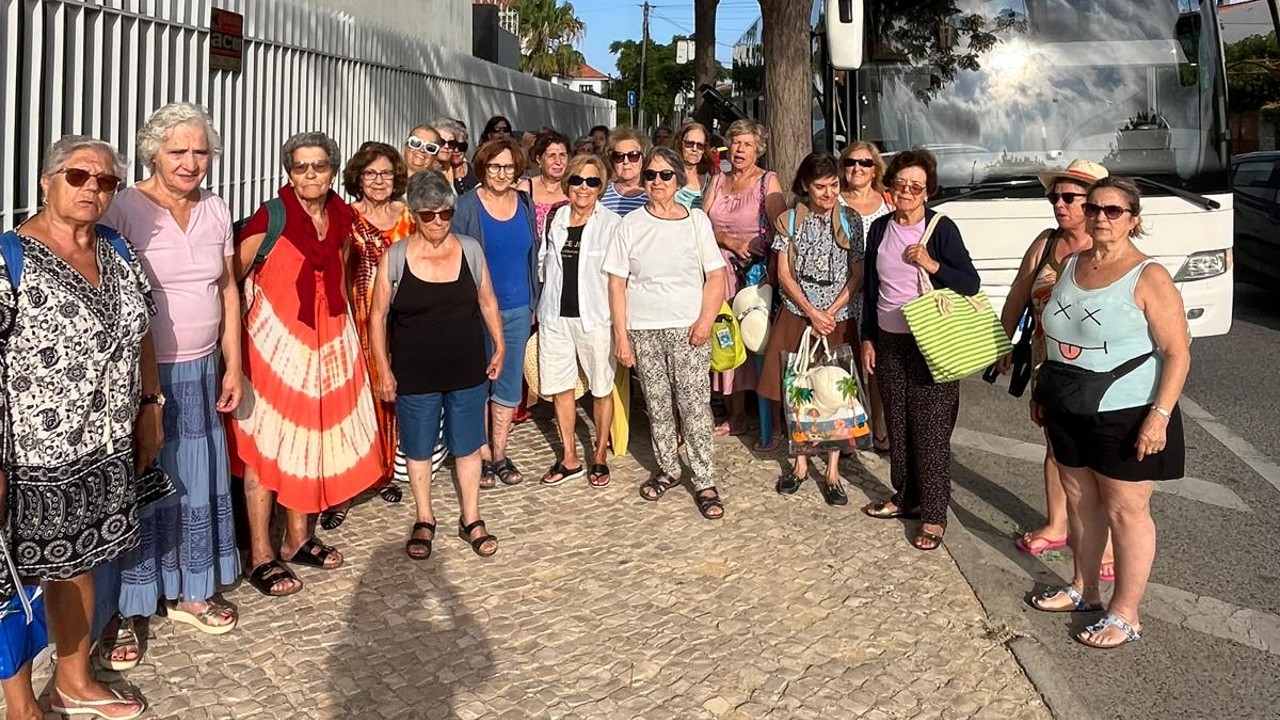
[479,202,533,310]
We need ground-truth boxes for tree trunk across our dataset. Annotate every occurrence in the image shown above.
[693,0,719,128]
[759,0,811,194]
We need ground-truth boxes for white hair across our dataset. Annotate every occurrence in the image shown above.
[42,135,127,178]
[136,102,222,170]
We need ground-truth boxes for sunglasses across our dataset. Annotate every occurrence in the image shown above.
[611,151,643,164]
[492,126,511,134]
[443,140,468,153]
[1082,203,1133,220]
[683,140,707,151]
[843,158,876,169]
[290,160,332,175]
[567,175,603,188]
[405,136,440,154]
[891,179,927,195]
[55,168,123,192]
[1046,192,1085,205]
[485,164,518,176]
[416,208,455,223]
[642,169,676,182]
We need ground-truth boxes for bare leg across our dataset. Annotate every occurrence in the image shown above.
[456,450,497,555]
[553,391,580,468]
[590,395,614,466]
[1100,477,1157,627]
[792,454,809,478]
[823,450,841,485]
[47,574,145,712]
[1057,464,1107,606]
[490,403,515,462]
[2,664,41,720]
[407,458,435,523]
[244,467,277,570]
[1021,445,1070,550]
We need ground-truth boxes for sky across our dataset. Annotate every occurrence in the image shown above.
[569,0,765,76]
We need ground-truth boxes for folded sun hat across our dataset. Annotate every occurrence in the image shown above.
[732,284,773,354]
[523,332,587,403]
[1037,159,1109,191]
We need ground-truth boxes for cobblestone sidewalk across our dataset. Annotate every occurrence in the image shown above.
[19,411,1050,719]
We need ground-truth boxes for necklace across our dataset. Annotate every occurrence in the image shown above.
[537,176,561,195]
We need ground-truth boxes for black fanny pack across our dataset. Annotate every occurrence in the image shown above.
[1032,352,1153,416]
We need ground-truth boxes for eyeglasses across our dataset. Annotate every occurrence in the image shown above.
[290,160,332,175]
[416,208,455,223]
[1046,192,1085,205]
[891,179,927,195]
[683,140,706,151]
[443,140,468,153]
[361,169,396,182]
[611,151,643,164]
[1082,203,1133,220]
[567,175,604,188]
[405,137,441,155]
[642,169,676,182]
[55,168,123,192]
[485,164,518,176]
[843,158,876,169]
[492,126,511,134]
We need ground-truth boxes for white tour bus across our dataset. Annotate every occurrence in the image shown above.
[823,0,1242,336]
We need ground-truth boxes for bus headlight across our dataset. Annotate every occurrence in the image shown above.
[1173,250,1229,281]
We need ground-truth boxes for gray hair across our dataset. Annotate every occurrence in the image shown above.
[136,102,222,170]
[281,131,340,173]
[643,146,687,189]
[406,170,456,210]
[42,135,127,178]
[431,117,468,144]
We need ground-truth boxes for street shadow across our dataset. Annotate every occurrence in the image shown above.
[949,459,1064,587]
[1232,282,1280,331]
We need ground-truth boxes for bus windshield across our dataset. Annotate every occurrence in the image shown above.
[856,0,1227,195]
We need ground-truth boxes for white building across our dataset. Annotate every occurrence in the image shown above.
[552,63,612,96]
[1219,0,1278,45]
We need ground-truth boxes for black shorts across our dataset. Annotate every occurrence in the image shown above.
[1046,405,1185,482]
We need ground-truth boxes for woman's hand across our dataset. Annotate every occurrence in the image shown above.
[995,354,1013,375]
[1029,399,1046,427]
[216,369,243,413]
[376,372,397,403]
[861,340,876,376]
[723,234,757,261]
[688,318,713,347]
[903,245,940,275]
[1135,410,1169,461]
[134,404,165,475]
[486,347,505,381]
[807,307,837,337]
[615,334,635,368]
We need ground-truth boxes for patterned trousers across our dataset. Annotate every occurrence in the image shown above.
[876,331,959,528]
[629,328,716,491]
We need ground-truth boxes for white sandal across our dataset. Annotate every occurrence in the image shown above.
[166,600,238,636]
[96,617,140,672]
[50,686,146,719]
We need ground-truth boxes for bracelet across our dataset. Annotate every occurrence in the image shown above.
[1151,405,1171,419]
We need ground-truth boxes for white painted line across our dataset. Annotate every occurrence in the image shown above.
[1180,395,1280,498]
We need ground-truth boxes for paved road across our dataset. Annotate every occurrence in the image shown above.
[943,281,1280,720]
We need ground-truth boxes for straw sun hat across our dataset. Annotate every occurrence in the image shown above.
[1037,159,1108,191]
[523,332,587,403]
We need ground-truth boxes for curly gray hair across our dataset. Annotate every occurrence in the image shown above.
[281,131,340,173]
[136,102,222,170]
[431,117,468,145]
[42,135,127,178]
[406,170,456,211]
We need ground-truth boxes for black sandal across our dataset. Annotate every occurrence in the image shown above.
[639,471,680,501]
[287,538,344,569]
[458,518,498,557]
[862,501,920,520]
[319,507,348,531]
[540,461,584,486]
[819,479,848,506]
[695,488,724,520]
[380,484,403,503]
[245,560,302,597]
[587,463,611,488]
[480,460,497,489]
[493,458,524,486]
[405,521,436,560]
[776,472,805,495]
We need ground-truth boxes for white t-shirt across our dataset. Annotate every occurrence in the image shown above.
[603,207,726,331]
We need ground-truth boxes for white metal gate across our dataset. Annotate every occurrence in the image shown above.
[0,0,616,225]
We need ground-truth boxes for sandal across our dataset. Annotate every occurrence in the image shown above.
[405,521,436,560]
[1016,532,1068,556]
[587,463,611,488]
[97,616,141,672]
[912,529,944,551]
[493,457,524,486]
[818,479,848,506]
[287,538,344,569]
[753,436,782,452]
[245,560,302,597]
[775,472,805,495]
[480,460,497,489]
[872,434,890,454]
[695,488,725,520]
[540,461,584,487]
[1076,612,1142,649]
[458,518,498,557]
[50,686,146,720]
[1100,561,1116,583]
[861,501,920,520]
[380,483,404,503]
[639,471,680,501]
[1030,585,1103,614]
[319,506,349,531]
[166,600,238,635]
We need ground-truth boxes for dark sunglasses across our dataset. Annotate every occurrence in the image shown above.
[1082,203,1133,220]
[416,208,455,223]
[443,140,468,153]
[642,169,676,182]
[1046,192,1086,205]
[56,168,123,192]
[567,175,603,188]
[843,158,876,168]
[290,160,332,175]
[683,140,707,151]
[611,151,643,164]
[492,126,511,134]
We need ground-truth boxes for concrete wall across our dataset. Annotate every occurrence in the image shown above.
[1220,0,1277,45]
[310,0,474,55]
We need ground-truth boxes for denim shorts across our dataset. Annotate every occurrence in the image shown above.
[396,382,489,460]
[486,305,533,407]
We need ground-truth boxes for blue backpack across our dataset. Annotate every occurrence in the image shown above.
[0,224,133,290]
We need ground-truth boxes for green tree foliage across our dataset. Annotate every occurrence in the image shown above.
[610,35,727,125]
[516,0,587,80]
[1226,32,1280,113]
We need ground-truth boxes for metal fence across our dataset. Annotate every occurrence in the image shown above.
[0,0,616,225]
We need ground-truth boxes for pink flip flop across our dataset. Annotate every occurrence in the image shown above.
[1099,563,1116,582]
[1015,534,1068,556]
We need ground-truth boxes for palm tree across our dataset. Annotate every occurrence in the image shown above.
[515,0,587,80]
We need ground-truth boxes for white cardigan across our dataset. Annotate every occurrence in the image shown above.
[537,202,622,331]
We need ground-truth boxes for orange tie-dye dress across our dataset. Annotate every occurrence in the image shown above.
[229,188,382,513]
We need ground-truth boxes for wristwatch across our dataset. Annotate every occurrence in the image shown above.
[140,392,167,408]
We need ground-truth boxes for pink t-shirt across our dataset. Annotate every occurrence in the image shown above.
[103,187,234,363]
[875,217,926,335]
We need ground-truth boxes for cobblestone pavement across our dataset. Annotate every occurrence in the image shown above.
[19,409,1050,720]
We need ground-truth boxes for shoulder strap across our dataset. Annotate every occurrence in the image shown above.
[252,198,286,272]
[387,240,409,302]
[918,212,945,249]
[94,224,134,263]
[0,231,24,291]
[837,208,852,240]
[788,208,798,238]
[457,234,485,288]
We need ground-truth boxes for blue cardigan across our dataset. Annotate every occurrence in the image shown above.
[860,208,981,343]
[450,188,541,311]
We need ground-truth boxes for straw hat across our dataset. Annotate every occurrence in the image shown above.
[732,284,773,353]
[523,332,587,402]
[1037,159,1108,191]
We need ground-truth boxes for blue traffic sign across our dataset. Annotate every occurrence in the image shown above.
[627,90,636,108]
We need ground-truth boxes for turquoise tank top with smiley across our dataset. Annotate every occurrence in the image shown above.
[1041,254,1161,412]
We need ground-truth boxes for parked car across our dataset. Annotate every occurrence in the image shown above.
[1230,151,1280,286]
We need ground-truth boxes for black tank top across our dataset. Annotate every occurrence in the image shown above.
[389,253,488,394]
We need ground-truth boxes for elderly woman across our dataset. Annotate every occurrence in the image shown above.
[519,130,572,242]
[0,136,155,719]
[606,147,727,520]
[673,122,714,210]
[589,125,610,155]
[1030,178,1189,650]
[600,127,650,216]
[537,153,621,488]
[369,171,504,559]
[838,141,893,452]
[702,119,785,441]
[760,153,864,506]
[433,117,479,194]
[403,123,445,177]
[860,148,979,552]
[450,137,539,487]
[482,115,513,143]
[89,104,242,675]
[999,160,1115,582]
[230,132,382,597]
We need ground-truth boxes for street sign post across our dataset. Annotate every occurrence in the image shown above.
[627,90,636,108]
